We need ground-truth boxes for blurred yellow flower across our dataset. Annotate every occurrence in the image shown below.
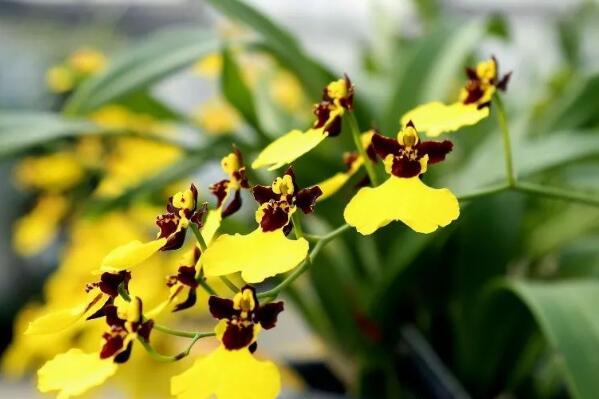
[46,65,75,93]
[192,53,223,78]
[12,195,68,257]
[14,152,85,192]
[269,70,305,112]
[193,99,241,135]
[68,48,107,76]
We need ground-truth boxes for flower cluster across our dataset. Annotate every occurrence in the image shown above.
[22,56,509,399]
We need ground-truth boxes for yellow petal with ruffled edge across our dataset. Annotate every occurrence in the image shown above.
[317,156,364,201]
[25,292,104,335]
[38,349,117,399]
[400,101,489,138]
[202,228,308,283]
[99,238,167,272]
[252,128,328,170]
[344,176,459,235]
[171,345,280,399]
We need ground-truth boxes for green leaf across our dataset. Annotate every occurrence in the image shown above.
[501,280,599,399]
[64,27,220,115]
[381,20,486,133]
[220,49,261,134]
[113,91,185,121]
[0,111,103,159]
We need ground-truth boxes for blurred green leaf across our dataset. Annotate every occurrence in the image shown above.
[381,20,486,133]
[64,27,220,115]
[503,280,599,399]
[114,91,185,121]
[205,0,336,100]
[451,126,599,192]
[0,111,102,159]
[220,48,262,136]
[486,14,511,40]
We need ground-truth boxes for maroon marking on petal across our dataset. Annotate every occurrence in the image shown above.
[156,213,178,240]
[295,186,323,214]
[103,305,126,329]
[86,298,113,321]
[477,101,491,110]
[313,102,331,129]
[405,120,416,129]
[371,133,401,160]
[338,73,355,111]
[137,320,154,341]
[208,296,237,320]
[497,71,512,91]
[462,81,485,105]
[210,179,229,208]
[173,288,197,313]
[282,220,293,236]
[189,183,198,207]
[251,185,278,205]
[416,140,453,165]
[161,228,187,251]
[98,271,131,297]
[248,341,258,354]
[343,152,359,172]
[354,175,371,190]
[259,203,290,232]
[190,202,209,228]
[165,196,177,214]
[221,189,242,218]
[176,266,199,288]
[255,301,284,330]
[465,67,478,80]
[324,114,342,137]
[100,333,124,359]
[390,157,422,178]
[366,142,377,162]
[222,323,255,350]
[113,341,133,364]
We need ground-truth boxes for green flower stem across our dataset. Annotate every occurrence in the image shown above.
[138,332,215,363]
[190,223,208,252]
[257,223,350,301]
[494,94,516,187]
[219,276,240,293]
[347,112,380,186]
[291,211,305,239]
[197,278,218,296]
[457,183,510,202]
[153,324,206,339]
[117,285,213,340]
[514,181,599,207]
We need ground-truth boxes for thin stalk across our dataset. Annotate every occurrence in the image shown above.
[457,183,510,202]
[197,278,217,296]
[494,94,516,187]
[219,276,240,293]
[138,332,215,362]
[291,211,305,239]
[347,112,379,186]
[514,181,599,207]
[190,223,208,252]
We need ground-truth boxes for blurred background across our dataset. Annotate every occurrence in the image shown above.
[1,0,599,398]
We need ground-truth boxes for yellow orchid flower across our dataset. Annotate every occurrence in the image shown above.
[193,99,241,135]
[99,185,207,273]
[401,57,511,137]
[25,271,130,335]
[202,169,321,283]
[171,286,282,399]
[344,121,460,234]
[252,76,354,170]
